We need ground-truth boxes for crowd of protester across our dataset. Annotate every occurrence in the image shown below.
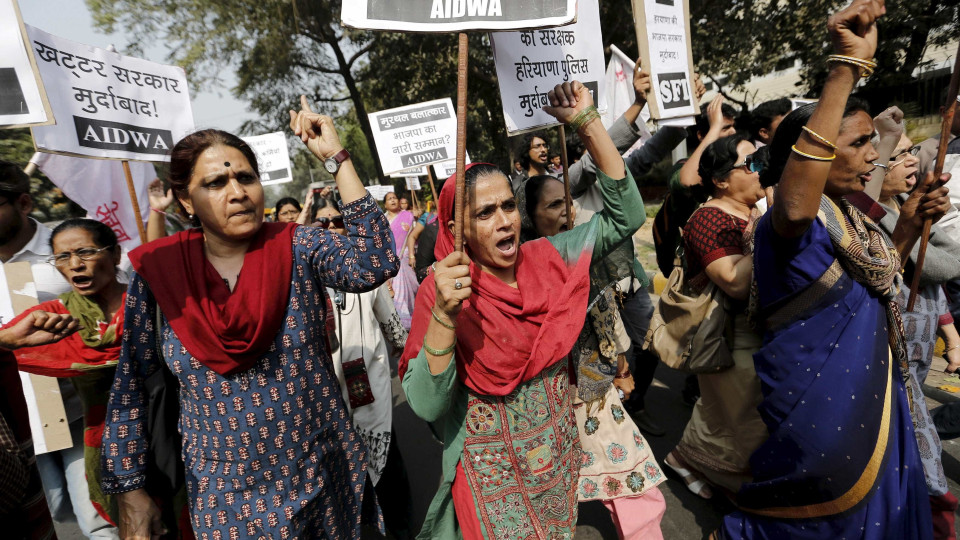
[3,0,960,538]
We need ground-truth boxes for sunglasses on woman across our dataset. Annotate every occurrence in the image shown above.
[315,216,344,229]
[732,155,763,174]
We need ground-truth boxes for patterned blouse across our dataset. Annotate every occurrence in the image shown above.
[100,194,398,540]
[683,206,747,292]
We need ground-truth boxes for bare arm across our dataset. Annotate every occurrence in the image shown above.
[146,178,173,242]
[863,106,904,201]
[427,251,472,375]
[940,322,960,373]
[406,221,425,265]
[704,254,754,300]
[678,95,726,188]
[772,0,885,238]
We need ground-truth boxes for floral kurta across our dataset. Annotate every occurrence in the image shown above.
[101,194,399,540]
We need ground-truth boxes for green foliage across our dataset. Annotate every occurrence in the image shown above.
[0,129,85,222]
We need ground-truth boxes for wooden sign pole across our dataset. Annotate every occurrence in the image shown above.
[121,161,148,244]
[426,167,440,205]
[454,32,469,252]
[907,44,960,311]
[558,125,573,229]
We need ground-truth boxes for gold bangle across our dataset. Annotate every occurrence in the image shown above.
[791,145,836,162]
[431,308,456,330]
[423,336,456,356]
[801,126,838,150]
[569,106,600,132]
[826,55,876,78]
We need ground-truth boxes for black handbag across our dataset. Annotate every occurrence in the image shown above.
[143,306,184,500]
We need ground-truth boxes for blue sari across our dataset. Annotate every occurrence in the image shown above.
[721,211,932,539]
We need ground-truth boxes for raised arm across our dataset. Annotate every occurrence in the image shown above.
[772,0,884,238]
[863,106,904,200]
[678,95,726,188]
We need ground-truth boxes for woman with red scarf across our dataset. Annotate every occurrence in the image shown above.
[0,218,124,536]
[399,81,645,539]
[0,219,125,531]
[99,96,399,539]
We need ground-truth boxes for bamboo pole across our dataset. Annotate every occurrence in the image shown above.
[558,124,573,230]
[454,32,469,252]
[121,161,148,244]
[907,45,960,311]
[426,166,439,204]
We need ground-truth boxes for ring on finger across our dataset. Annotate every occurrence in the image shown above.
[455,279,463,290]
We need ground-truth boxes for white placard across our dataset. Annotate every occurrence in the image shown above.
[366,184,396,201]
[27,25,194,161]
[342,0,576,33]
[431,152,472,180]
[0,0,54,128]
[368,98,458,175]
[241,132,292,186]
[405,177,422,190]
[491,0,607,135]
[633,0,697,121]
[390,166,429,178]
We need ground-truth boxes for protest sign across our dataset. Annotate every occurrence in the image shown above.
[27,25,194,161]
[0,0,54,128]
[390,166,429,178]
[369,98,458,175]
[32,152,153,252]
[632,0,698,122]
[432,151,472,180]
[342,0,576,33]
[405,177,422,191]
[241,131,292,186]
[0,262,72,454]
[490,0,606,135]
[366,184,396,201]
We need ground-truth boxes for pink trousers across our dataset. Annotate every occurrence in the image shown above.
[601,487,667,540]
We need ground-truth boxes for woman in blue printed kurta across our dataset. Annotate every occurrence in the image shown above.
[100,99,399,539]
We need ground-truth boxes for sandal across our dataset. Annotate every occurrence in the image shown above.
[665,451,713,499]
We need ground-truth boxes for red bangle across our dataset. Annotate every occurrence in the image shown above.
[151,208,166,215]
[615,371,631,379]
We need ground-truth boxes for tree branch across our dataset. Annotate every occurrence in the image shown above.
[293,61,343,76]
[707,74,750,112]
[347,43,375,69]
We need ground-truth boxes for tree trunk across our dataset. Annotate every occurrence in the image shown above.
[327,35,384,182]
[899,1,937,83]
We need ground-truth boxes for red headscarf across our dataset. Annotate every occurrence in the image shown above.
[399,165,593,396]
[129,222,297,376]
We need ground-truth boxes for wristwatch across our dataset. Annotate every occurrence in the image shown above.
[324,148,350,174]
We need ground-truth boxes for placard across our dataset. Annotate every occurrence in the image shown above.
[431,151,472,180]
[405,177,422,190]
[0,0,54,128]
[390,166,429,178]
[491,0,606,135]
[342,0,576,33]
[0,262,72,454]
[27,25,194,161]
[241,131,292,186]
[366,184,396,201]
[631,0,698,121]
[368,98,458,175]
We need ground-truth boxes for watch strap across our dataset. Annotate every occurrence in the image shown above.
[329,148,350,165]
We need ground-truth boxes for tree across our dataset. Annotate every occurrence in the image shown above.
[0,129,85,222]
[87,0,385,178]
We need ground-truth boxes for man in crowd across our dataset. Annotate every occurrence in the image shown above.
[748,97,792,148]
[0,160,118,539]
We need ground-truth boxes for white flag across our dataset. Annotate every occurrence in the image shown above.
[602,45,638,129]
[32,152,152,251]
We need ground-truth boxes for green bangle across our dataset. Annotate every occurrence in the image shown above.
[423,336,456,356]
[431,308,456,330]
[568,105,596,130]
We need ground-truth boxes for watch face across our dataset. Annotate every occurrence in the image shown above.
[324,158,337,173]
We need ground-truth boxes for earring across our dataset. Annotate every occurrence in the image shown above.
[189,214,194,220]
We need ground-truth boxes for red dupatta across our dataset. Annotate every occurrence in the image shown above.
[129,222,297,376]
[5,298,124,378]
[399,166,592,396]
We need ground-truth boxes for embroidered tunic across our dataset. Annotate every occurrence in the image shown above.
[101,195,399,539]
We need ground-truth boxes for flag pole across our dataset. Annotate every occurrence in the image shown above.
[907,44,960,311]
[559,125,573,230]
[454,32,469,252]
[121,161,148,244]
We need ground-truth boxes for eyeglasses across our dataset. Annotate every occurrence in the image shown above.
[47,245,116,267]
[874,147,917,171]
[315,216,344,229]
[732,155,763,174]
